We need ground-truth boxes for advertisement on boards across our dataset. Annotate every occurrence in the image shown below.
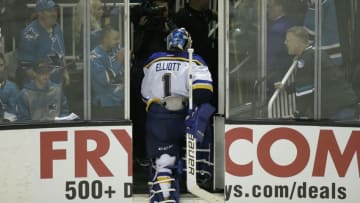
[225,125,360,203]
[0,126,132,203]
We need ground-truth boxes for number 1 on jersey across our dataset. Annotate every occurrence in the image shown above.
[162,73,171,97]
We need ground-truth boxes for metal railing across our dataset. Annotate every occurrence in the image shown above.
[268,60,297,119]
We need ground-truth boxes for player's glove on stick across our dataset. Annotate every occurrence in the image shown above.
[185,103,215,144]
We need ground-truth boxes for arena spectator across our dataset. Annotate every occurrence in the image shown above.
[74,0,104,56]
[90,26,124,120]
[17,0,69,87]
[0,0,30,52]
[304,0,343,65]
[267,0,297,97]
[275,26,358,120]
[17,60,69,121]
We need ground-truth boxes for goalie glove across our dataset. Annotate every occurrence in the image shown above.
[184,103,215,144]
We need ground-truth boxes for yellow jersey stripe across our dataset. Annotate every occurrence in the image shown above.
[145,98,161,112]
[193,84,213,92]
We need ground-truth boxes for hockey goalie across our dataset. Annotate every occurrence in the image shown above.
[141,27,216,202]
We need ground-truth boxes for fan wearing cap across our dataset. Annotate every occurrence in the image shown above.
[16,61,69,121]
[17,0,69,87]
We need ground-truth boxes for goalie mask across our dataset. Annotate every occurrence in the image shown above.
[166,28,192,51]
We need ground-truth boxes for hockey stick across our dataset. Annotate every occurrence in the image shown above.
[186,48,222,202]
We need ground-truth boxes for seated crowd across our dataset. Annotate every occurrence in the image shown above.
[0,0,358,123]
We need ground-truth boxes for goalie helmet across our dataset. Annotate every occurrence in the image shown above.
[166,28,192,51]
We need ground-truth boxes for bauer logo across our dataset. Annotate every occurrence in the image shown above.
[187,133,196,175]
[186,133,196,175]
[224,125,360,203]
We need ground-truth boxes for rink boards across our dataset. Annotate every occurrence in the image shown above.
[225,124,360,203]
[1,124,360,203]
[0,125,132,203]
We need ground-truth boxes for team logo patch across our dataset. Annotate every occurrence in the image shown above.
[50,32,57,43]
[48,103,57,112]
[48,52,63,66]
[297,59,305,69]
[24,28,39,41]
[90,51,101,60]
[110,53,117,63]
